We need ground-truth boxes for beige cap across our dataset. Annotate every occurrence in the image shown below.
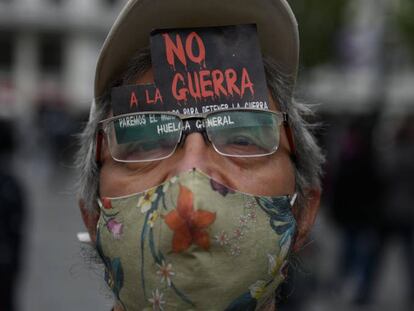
[94,0,299,99]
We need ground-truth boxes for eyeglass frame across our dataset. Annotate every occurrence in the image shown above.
[95,108,297,164]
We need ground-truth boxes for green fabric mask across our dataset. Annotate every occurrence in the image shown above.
[96,169,297,311]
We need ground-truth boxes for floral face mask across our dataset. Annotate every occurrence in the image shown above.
[96,169,297,311]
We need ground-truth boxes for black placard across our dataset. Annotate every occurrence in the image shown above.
[150,24,269,114]
[111,24,270,117]
[111,84,164,115]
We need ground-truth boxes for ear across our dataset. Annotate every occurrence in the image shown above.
[292,188,321,252]
[79,199,100,244]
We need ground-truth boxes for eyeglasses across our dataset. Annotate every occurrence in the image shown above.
[96,108,296,163]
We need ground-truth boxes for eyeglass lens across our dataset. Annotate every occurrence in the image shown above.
[105,110,281,162]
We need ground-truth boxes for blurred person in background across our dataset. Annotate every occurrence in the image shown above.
[0,119,25,311]
[75,0,324,310]
[327,112,385,305]
[35,92,81,166]
[384,114,414,304]
[327,109,414,308]
[368,113,414,306]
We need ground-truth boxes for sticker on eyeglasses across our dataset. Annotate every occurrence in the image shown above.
[110,24,270,116]
[112,111,280,161]
[113,110,278,148]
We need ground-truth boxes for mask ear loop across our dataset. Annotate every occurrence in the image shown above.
[96,197,104,210]
[289,193,298,206]
[94,197,105,238]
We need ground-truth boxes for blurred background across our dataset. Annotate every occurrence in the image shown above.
[0,0,413,310]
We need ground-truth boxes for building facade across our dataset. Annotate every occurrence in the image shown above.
[0,0,124,119]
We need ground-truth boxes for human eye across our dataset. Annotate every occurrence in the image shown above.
[206,110,280,157]
[209,125,273,156]
[223,129,270,154]
[107,113,181,162]
[227,132,247,143]
[114,138,175,162]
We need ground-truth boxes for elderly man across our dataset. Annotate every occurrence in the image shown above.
[76,0,323,310]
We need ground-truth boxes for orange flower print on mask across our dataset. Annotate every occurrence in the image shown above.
[164,185,216,252]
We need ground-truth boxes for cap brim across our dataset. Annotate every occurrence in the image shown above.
[94,0,299,99]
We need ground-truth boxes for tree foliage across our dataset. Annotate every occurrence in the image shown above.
[395,0,414,59]
[288,0,348,68]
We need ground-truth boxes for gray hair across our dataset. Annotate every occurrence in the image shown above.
[75,49,324,213]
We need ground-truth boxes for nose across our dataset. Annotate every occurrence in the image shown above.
[164,130,236,192]
[170,132,211,174]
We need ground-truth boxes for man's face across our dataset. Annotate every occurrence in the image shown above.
[99,68,295,199]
